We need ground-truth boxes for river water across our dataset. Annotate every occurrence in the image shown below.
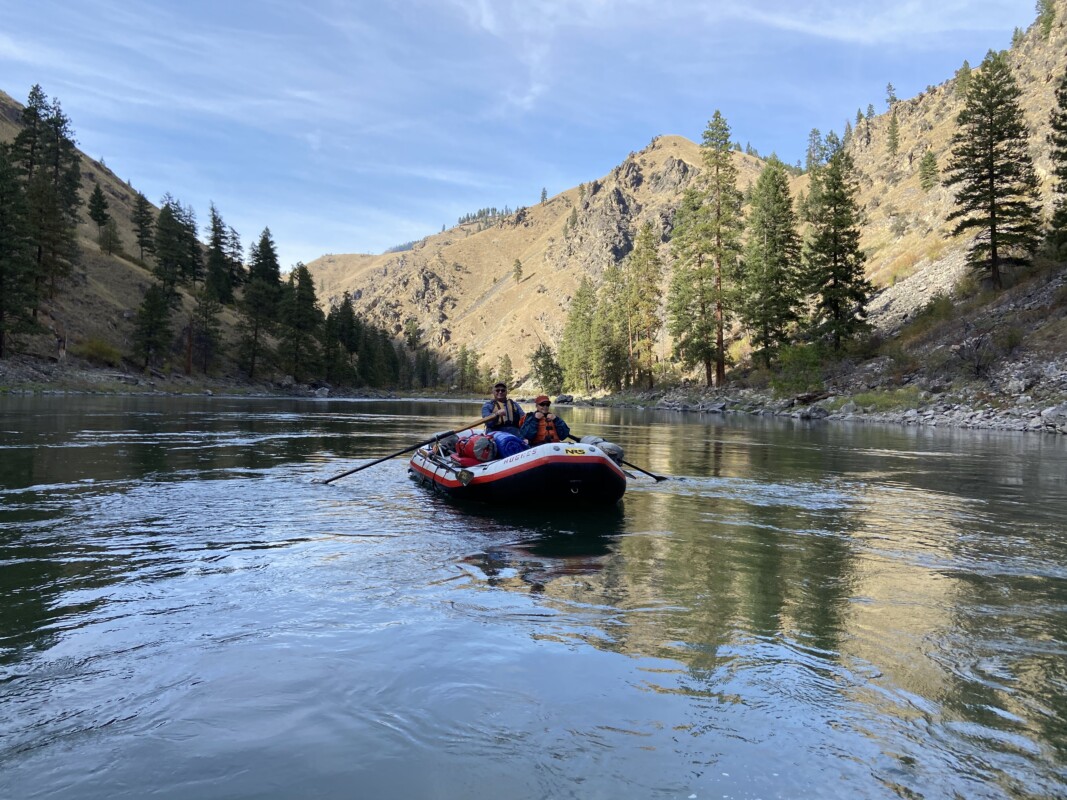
[1,395,1064,799]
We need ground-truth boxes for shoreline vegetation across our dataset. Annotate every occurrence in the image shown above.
[3,353,1065,437]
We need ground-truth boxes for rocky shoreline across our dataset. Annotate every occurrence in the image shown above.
[579,381,1067,437]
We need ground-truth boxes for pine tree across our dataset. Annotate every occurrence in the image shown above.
[13,87,81,303]
[559,275,598,392]
[591,265,630,391]
[626,222,663,388]
[131,191,155,263]
[278,263,323,382]
[225,225,245,290]
[0,144,37,358]
[886,82,898,108]
[238,229,283,379]
[100,218,121,256]
[540,187,548,203]
[496,354,514,388]
[204,203,233,303]
[945,49,1040,289]
[740,157,802,367]
[153,197,186,294]
[805,128,824,172]
[1038,0,1055,39]
[1046,63,1067,256]
[956,60,973,98]
[512,258,523,283]
[189,287,223,374]
[132,283,173,369]
[667,111,743,386]
[403,318,421,349]
[919,150,939,192]
[887,110,900,157]
[529,342,563,394]
[88,183,110,241]
[803,145,872,350]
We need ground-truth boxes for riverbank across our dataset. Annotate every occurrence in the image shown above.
[580,375,1067,437]
[4,351,1067,436]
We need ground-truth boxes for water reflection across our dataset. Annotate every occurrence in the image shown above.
[1,395,1065,799]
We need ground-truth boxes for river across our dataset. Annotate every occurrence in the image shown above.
[1,395,1064,799]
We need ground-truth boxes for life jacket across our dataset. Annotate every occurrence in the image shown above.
[454,434,497,462]
[529,415,561,444]
[488,399,524,430]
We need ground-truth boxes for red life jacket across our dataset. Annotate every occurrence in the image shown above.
[529,415,561,444]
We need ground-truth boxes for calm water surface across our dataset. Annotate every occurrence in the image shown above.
[1,395,1065,799]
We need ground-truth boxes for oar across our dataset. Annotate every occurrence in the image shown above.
[568,436,667,482]
[321,414,496,484]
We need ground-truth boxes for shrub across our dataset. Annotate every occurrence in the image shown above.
[851,387,923,411]
[993,325,1023,355]
[770,343,825,396]
[70,338,123,367]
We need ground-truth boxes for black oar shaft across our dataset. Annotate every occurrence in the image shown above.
[323,414,496,484]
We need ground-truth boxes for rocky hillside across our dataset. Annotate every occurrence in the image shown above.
[307,8,1067,385]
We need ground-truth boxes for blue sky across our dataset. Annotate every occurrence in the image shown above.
[0,0,1034,271]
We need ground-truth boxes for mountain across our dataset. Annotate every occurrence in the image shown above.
[306,12,1067,384]
[3,10,1067,397]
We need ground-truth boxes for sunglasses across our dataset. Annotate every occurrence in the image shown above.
[494,388,507,393]
[537,403,550,408]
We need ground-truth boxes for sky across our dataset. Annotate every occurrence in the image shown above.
[0,0,1037,271]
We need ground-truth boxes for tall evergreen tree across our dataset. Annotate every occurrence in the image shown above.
[131,283,173,369]
[278,263,323,382]
[204,203,234,303]
[1038,0,1056,39]
[626,222,663,388]
[153,197,186,295]
[131,191,155,263]
[805,128,825,172]
[591,262,630,390]
[919,150,939,192]
[529,342,564,394]
[88,183,110,241]
[0,144,37,358]
[803,145,872,350]
[189,287,223,374]
[887,110,900,157]
[956,60,973,97]
[1046,63,1067,256]
[740,157,802,367]
[226,225,245,290]
[945,49,1040,289]
[559,275,598,392]
[496,353,514,389]
[667,111,743,386]
[13,87,81,303]
[236,227,284,379]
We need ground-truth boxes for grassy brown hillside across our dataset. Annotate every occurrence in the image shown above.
[0,88,247,380]
[307,9,1067,389]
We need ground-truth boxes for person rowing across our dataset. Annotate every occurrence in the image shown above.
[481,382,525,437]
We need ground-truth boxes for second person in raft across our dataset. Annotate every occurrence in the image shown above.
[520,395,570,445]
